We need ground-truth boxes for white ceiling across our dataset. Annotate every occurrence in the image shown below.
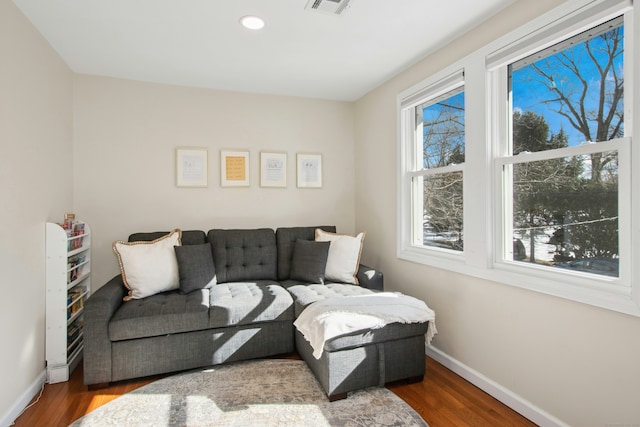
[13,0,516,101]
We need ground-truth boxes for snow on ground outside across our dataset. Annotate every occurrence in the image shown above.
[515,230,557,263]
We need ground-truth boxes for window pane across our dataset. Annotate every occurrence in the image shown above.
[421,172,463,251]
[510,151,618,277]
[510,18,624,152]
[420,90,465,169]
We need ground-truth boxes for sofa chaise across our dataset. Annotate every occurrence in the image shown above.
[83,225,430,400]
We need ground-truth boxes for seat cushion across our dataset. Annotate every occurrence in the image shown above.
[291,286,430,354]
[287,283,375,317]
[209,281,294,328]
[109,289,210,341]
[291,285,430,353]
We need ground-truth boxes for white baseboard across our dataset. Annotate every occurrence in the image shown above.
[425,345,569,427]
[0,370,46,427]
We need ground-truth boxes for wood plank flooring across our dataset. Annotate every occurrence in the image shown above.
[389,357,537,426]
[13,356,537,427]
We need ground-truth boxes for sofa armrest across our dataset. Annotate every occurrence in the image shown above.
[83,275,126,386]
[356,264,383,291]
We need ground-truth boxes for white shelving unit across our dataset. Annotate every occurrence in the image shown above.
[45,221,91,383]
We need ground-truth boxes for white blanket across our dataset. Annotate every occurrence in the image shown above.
[294,292,437,359]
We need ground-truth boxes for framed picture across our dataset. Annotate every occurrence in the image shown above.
[221,150,250,187]
[260,152,287,188]
[296,153,322,188]
[176,147,208,187]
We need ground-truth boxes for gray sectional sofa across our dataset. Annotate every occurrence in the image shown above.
[83,225,428,400]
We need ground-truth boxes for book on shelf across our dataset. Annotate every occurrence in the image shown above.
[67,286,86,303]
[67,294,85,318]
[61,215,87,251]
[67,321,82,343]
[67,337,81,355]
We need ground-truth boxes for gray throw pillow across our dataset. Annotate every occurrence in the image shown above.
[290,239,330,284]
[174,244,216,294]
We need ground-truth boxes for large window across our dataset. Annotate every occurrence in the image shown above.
[500,17,625,279]
[399,0,637,316]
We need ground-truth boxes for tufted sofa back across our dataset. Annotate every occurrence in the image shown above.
[207,228,278,283]
[127,227,340,285]
[128,230,206,245]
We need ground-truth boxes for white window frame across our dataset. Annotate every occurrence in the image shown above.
[397,0,640,317]
[398,70,467,270]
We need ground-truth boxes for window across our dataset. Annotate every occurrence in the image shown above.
[488,1,634,307]
[419,87,465,251]
[399,72,465,258]
[399,0,638,316]
[498,16,626,280]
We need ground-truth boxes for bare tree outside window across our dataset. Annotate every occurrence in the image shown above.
[420,90,464,251]
[509,18,623,275]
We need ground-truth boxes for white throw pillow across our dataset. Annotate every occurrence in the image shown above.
[315,229,365,285]
[113,229,182,301]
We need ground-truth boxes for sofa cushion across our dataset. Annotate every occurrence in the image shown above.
[208,229,277,283]
[287,283,375,317]
[174,243,216,294]
[109,288,210,341]
[208,281,294,328]
[113,229,182,301]
[290,240,330,284]
[315,229,365,285]
[276,226,336,280]
[129,230,206,245]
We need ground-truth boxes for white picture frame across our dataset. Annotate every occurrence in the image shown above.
[296,153,322,188]
[260,152,287,188]
[221,150,250,187]
[176,147,208,187]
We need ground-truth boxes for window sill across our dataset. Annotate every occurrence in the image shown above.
[398,246,640,317]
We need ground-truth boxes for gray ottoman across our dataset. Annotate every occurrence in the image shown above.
[288,284,429,400]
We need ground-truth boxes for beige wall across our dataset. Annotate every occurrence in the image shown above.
[73,75,356,287]
[354,0,640,426]
[5,0,640,425]
[0,0,73,423]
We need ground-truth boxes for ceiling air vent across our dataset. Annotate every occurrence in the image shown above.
[305,0,353,16]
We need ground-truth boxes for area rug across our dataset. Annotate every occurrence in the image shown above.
[69,359,428,426]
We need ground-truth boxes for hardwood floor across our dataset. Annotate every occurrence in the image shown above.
[13,356,537,427]
[388,357,537,427]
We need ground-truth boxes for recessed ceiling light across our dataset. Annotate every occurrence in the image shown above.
[240,15,265,30]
